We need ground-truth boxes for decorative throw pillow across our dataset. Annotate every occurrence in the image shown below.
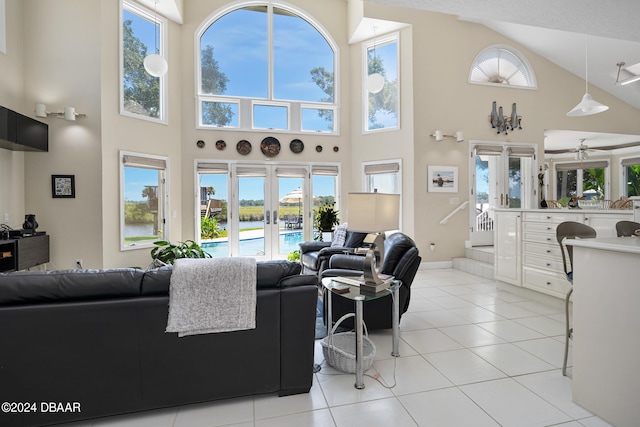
[331,223,348,247]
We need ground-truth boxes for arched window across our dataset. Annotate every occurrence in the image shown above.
[469,45,536,89]
[196,3,338,133]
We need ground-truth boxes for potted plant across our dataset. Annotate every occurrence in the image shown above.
[314,204,340,241]
[150,239,211,267]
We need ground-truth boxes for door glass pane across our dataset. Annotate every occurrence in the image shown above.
[312,174,337,241]
[278,178,304,257]
[199,172,228,257]
[508,157,522,208]
[239,176,265,256]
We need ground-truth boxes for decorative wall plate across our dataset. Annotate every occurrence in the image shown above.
[215,140,226,150]
[260,137,281,157]
[196,140,205,148]
[290,139,304,154]
[333,146,339,152]
[237,140,252,155]
[315,145,323,152]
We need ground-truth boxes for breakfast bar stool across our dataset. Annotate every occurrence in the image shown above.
[556,221,596,376]
[615,220,640,237]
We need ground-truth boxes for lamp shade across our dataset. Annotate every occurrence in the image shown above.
[567,93,609,117]
[347,192,400,232]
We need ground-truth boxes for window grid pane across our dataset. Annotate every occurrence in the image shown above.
[366,38,399,132]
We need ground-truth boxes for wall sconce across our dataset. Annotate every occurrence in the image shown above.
[489,101,523,134]
[35,103,86,121]
[431,130,464,143]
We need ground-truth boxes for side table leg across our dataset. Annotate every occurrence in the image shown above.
[392,286,400,357]
[355,297,365,389]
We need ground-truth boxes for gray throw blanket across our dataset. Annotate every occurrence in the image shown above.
[166,257,257,337]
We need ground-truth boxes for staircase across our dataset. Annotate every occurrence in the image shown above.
[452,246,494,280]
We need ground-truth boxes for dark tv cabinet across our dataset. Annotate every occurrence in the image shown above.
[0,234,49,272]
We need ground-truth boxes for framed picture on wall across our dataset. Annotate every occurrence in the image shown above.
[428,165,458,193]
[52,175,75,198]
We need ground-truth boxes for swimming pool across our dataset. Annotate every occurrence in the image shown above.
[202,231,303,257]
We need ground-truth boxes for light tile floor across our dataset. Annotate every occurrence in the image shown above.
[60,268,614,427]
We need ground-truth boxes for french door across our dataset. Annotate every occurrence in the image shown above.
[469,143,536,246]
[231,164,311,260]
[197,163,314,260]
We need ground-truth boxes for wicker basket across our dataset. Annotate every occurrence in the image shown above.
[320,313,376,373]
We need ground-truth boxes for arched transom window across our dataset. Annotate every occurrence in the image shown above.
[196,3,338,134]
[469,45,536,89]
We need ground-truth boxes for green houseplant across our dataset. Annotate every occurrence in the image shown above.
[150,240,211,267]
[314,204,340,241]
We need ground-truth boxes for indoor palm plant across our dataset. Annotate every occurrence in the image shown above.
[314,204,340,242]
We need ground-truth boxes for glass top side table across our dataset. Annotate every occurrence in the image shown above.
[320,277,402,389]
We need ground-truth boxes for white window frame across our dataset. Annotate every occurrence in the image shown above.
[194,2,340,135]
[361,159,403,230]
[468,44,537,90]
[552,160,610,200]
[120,151,170,251]
[363,32,400,134]
[120,0,168,124]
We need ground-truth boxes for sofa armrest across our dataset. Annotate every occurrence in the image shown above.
[317,246,351,258]
[328,254,366,270]
[298,241,331,253]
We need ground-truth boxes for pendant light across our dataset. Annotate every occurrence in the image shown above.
[143,1,168,77]
[567,34,608,116]
[367,27,384,94]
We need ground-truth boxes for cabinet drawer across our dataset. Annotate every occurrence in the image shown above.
[522,231,557,244]
[523,241,562,258]
[523,253,565,274]
[523,221,557,234]
[523,212,584,223]
[523,268,570,298]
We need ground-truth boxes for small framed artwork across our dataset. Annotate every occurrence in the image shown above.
[52,175,75,198]
[428,165,458,193]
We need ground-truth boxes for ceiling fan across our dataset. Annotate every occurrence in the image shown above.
[544,138,640,155]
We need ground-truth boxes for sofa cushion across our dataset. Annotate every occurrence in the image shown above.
[0,268,143,305]
[140,260,303,296]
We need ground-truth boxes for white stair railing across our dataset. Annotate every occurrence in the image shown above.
[440,201,470,224]
[475,207,494,232]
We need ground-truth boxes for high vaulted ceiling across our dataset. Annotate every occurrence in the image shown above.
[366,0,640,152]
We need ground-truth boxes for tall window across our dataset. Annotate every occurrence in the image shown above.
[621,156,640,197]
[196,3,338,133]
[469,45,537,89]
[120,152,168,250]
[555,161,608,204]
[364,34,399,132]
[121,0,167,123]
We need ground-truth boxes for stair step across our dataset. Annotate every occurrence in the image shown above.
[465,247,494,265]
[452,257,494,281]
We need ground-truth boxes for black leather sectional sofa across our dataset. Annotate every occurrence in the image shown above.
[0,260,318,427]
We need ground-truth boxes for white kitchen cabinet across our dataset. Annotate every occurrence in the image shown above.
[494,209,633,299]
[494,211,521,285]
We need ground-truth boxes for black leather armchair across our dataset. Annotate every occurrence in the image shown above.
[321,232,421,330]
[298,230,368,276]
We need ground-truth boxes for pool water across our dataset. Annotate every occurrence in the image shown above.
[202,231,303,257]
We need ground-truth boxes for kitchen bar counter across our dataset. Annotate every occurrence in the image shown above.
[566,236,640,427]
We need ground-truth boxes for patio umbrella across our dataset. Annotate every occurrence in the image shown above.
[279,188,318,217]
